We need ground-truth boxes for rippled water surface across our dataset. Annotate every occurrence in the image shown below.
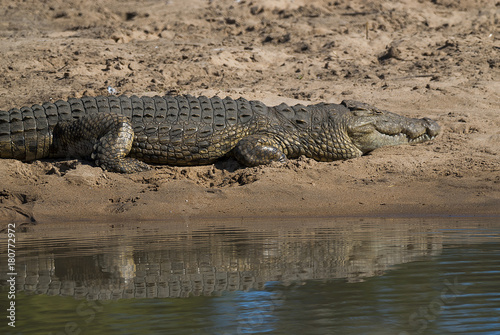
[1,216,499,334]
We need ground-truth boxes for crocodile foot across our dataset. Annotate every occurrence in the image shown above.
[54,113,150,173]
[233,134,287,167]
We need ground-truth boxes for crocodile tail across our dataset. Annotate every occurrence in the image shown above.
[0,95,150,162]
[0,105,53,161]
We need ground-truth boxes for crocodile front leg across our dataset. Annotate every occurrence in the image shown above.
[52,113,150,173]
[232,134,287,167]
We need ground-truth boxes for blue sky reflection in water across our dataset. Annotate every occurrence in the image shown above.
[0,216,499,334]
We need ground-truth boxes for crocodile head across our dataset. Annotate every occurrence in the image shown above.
[341,100,440,154]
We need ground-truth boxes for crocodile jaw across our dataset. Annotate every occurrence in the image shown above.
[347,110,440,154]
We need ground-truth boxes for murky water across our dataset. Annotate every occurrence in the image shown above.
[1,216,499,334]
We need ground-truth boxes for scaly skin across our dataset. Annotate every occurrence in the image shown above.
[0,94,440,172]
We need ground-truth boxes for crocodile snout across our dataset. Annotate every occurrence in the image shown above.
[423,117,441,138]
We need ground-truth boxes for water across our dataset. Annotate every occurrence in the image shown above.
[1,216,499,334]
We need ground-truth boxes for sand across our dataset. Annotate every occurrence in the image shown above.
[0,0,499,225]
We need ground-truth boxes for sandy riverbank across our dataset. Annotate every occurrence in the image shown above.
[1,0,498,225]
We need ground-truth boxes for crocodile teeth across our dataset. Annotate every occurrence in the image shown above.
[380,133,434,144]
[409,134,432,143]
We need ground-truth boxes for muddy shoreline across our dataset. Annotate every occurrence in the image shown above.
[1,0,499,225]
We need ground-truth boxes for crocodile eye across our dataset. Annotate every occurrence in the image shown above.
[353,109,371,116]
[353,108,383,116]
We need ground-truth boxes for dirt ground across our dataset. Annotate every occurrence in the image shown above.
[0,0,499,225]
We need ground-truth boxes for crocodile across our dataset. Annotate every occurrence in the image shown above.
[0,94,440,173]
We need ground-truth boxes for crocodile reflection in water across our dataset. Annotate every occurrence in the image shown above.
[2,224,442,300]
[1,221,446,300]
